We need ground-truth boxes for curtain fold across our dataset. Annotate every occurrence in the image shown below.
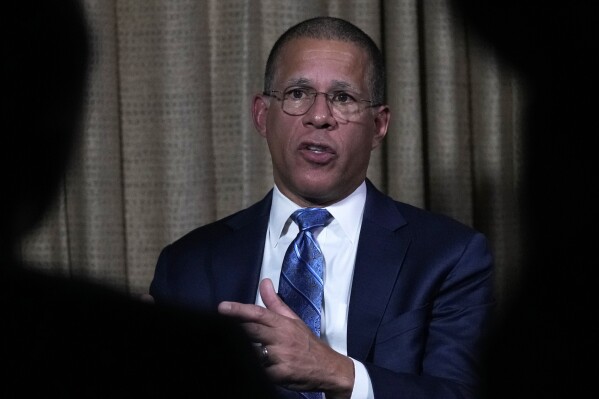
[21,0,524,311]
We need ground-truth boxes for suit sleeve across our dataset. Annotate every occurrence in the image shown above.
[365,232,495,399]
[149,245,170,303]
[149,242,216,312]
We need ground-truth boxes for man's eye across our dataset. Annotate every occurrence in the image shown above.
[332,92,355,104]
[285,89,308,100]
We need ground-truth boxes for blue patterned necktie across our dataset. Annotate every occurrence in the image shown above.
[278,208,332,399]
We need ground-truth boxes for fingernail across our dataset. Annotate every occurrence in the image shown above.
[218,301,231,312]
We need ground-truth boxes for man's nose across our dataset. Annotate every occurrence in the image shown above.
[302,93,337,128]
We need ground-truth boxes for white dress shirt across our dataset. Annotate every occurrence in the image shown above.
[255,181,374,399]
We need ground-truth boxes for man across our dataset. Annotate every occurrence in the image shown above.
[1,1,277,397]
[150,16,494,399]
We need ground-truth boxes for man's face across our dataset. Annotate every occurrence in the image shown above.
[252,38,390,207]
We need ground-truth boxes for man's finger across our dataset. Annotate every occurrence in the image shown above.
[217,301,265,321]
[259,278,298,319]
[218,298,287,329]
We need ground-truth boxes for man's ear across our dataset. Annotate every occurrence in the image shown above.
[371,105,390,149]
[252,94,270,137]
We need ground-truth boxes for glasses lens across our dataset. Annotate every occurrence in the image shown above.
[331,101,359,117]
[282,97,312,115]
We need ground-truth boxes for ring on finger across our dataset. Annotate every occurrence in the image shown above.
[260,345,270,365]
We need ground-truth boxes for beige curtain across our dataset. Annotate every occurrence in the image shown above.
[21,0,524,313]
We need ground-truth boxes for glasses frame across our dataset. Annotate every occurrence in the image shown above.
[263,89,381,120]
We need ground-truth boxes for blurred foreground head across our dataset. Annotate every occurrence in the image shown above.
[451,1,599,397]
[1,0,89,258]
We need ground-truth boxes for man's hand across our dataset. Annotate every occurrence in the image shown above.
[218,278,354,399]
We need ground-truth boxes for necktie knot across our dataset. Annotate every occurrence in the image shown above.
[291,208,332,232]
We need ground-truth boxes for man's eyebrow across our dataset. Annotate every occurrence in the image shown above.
[282,77,312,87]
[330,80,356,91]
[281,78,359,91]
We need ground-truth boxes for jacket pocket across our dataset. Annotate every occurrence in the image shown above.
[372,304,431,372]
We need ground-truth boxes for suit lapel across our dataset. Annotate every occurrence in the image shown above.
[347,181,410,360]
[212,191,273,305]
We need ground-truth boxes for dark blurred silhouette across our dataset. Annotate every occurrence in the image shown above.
[451,1,599,397]
[1,1,277,397]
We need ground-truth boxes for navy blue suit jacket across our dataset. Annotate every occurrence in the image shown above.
[150,180,495,399]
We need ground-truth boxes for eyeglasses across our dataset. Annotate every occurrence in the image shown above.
[263,87,379,121]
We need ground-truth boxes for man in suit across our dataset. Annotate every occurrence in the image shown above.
[1,1,277,397]
[150,16,494,399]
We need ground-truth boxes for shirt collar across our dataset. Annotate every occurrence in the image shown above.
[268,182,367,247]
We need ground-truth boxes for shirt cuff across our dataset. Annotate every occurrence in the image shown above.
[349,358,374,399]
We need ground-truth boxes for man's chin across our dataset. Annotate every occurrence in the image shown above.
[291,179,348,207]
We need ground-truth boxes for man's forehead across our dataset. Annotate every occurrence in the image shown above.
[280,37,364,57]
[275,38,368,90]
[297,47,358,61]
